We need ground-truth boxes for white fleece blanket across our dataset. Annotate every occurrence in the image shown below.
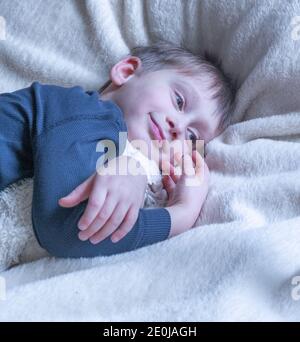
[1,0,300,321]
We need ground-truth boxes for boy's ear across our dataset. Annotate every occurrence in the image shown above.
[110,56,142,86]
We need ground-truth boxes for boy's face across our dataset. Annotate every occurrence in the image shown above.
[100,56,222,160]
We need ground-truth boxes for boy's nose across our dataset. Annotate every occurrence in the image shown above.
[166,116,184,140]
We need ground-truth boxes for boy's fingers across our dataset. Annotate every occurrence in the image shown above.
[77,180,107,230]
[173,152,187,176]
[161,159,180,183]
[59,189,89,207]
[170,163,180,182]
[78,194,117,240]
[161,159,171,175]
[89,202,130,244]
[192,150,204,177]
[162,175,176,197]
[182,154,195,176]
[174,152,194,177]
[110,205,139,243]
[58,173,95,207]
[174,151,183,164]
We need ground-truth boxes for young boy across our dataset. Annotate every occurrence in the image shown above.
[0,41,235,258]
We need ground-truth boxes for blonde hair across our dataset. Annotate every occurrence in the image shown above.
[99,40,236,131]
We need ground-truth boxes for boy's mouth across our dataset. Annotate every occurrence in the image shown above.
[149,113,165,141]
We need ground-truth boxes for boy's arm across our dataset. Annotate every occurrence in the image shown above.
[30,86,171,258]
[0,83,172,258]
[32,119,171,257]
[0,86,34,191]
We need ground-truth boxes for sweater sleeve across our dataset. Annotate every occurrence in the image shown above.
[0,85,34,191]
[29,83,171,258]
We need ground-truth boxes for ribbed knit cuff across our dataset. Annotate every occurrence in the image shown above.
[134,208,171,249]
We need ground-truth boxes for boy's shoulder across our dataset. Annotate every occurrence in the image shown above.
[31,81,98,112]
[30,81,126,129]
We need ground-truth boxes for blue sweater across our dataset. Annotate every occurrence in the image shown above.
[0,82,171,257]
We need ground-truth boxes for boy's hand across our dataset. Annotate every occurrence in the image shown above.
[162,150,210,237]
[58,155,147,244]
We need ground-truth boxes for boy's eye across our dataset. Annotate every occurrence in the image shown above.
[187,129,197,144]
[175,91,184,111]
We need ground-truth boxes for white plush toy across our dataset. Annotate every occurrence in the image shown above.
[121,139,169,208]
